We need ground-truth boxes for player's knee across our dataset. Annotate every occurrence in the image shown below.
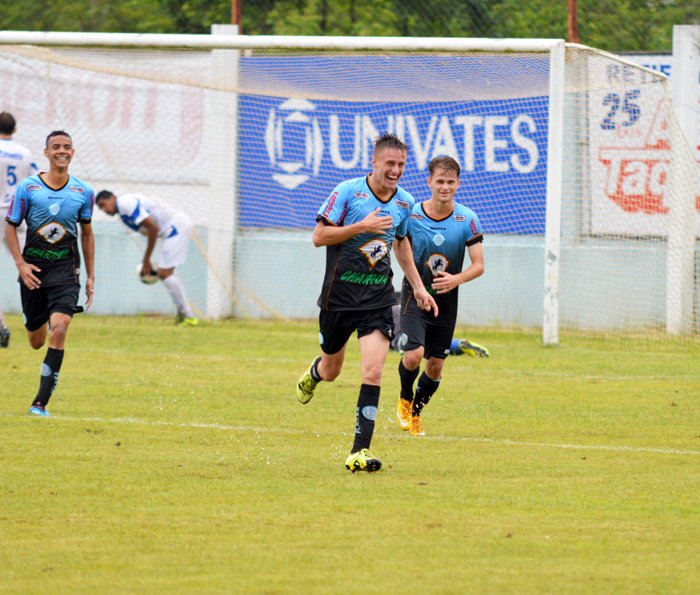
[425,358,444,379]
[48,324,68,345]
[361,363,383,385]
[28,336,45,350]
[402,348,423,370]
[321,363,341,382]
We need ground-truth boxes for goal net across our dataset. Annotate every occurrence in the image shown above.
[0,32,698,346]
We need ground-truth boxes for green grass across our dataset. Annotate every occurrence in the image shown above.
[1,314,699,595]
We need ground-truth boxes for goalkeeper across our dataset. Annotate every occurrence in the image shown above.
[396,156,485,436]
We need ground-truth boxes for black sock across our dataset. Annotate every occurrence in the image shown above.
[398,358,420,402]
[33,348,64,407]
[310,356,322,382]
[351,384,380,453]
[413,371,440,417]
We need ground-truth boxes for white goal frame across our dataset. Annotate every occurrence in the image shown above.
[1,31,687,344]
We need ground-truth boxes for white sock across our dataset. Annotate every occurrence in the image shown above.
[162,274,194,319]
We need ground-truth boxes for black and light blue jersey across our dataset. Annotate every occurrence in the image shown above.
[402,201,483,323]
[316,175,414,311]
[6,173,94,286]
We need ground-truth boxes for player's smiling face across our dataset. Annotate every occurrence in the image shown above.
[427,167,460,204]
[44,136,74,170]
[371,148,406,194]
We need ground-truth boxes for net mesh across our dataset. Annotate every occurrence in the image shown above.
[0,40,698,346]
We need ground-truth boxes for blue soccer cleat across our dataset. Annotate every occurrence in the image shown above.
[29,405,50,416]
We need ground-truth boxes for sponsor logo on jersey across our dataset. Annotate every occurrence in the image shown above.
[323,192,338,218]
[69,185,85,193]
[38,222,67,244]
[410,212,424,220]
[395,198,410,209]
[340,271,389,285]
[354,191,370,199]
[27,184,41,191]
[430,226,446,231]
[25,246,70,260]
[426,253,449,276]
[453,215,466,222]
[47,196,63,201]
[359,238,389,268]
[470,220,479,235]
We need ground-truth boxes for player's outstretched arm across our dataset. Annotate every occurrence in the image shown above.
[80,221,95,310]
[393,236,438,317]
[432,242,484,295]
[312,208,393,247]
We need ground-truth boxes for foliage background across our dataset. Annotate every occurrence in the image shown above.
[1,0,699,52]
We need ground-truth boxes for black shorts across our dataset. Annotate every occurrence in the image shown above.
[20,282,83,332]
[319,306,394,355]
[399,313,455,360]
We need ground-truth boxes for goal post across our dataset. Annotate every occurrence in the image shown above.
[0,31,697,345]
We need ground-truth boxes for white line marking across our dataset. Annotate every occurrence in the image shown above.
[8,412,700,456]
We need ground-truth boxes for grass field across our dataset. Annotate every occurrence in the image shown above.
[1,313,699,595]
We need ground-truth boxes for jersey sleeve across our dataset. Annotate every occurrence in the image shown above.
[316,182,350,226]
[79,184,94,223]
[5,180,28,226]
[118,194,150,226]
[395,194,414,239]
[465,210,483,246]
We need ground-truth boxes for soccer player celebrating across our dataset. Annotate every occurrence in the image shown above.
[396,156,484,436]
[4,130,95,416]
[95,190,198,327]
[295,132,438,473]
[0,112,38,348]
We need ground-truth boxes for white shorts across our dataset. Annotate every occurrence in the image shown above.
[158,230,190,270]
[0,206,27,251]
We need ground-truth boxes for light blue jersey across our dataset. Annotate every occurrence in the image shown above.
[402,201,483,323]
[316,175,414,311]
[6,173,93,285]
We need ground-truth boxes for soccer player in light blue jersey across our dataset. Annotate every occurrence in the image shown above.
[4,130,95,416]
[0,112,38,347]
[295,133,438,473]
[396,155,485,436]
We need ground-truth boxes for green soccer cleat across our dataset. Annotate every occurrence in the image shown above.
[345,448,382,473]
[296,358,320,404]
[459,340,490,358]
[178,317,199,327]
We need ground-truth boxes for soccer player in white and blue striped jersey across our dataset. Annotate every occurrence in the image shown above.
[396,155,485,436]
[0,112,38,347]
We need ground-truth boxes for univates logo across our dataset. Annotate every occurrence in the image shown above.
[265,98,323,190]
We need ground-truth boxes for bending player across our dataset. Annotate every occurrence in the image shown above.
[397,156,484,436]
[0,112,38,347]
[95,190,198,327]
[4,130,95,416]
[295,133,437,473]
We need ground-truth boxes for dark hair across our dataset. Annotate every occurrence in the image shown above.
[95,190,115,203]
[428,155,461,178]
[373,132,408,157]
[46,130,72,148]
[0,112,16,135]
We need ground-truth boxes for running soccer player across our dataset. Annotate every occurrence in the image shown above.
[0,112,38,348]
[295,132,438,473]
[95,190,198,327]
[396,155,484,436]
[4,130,95,416]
